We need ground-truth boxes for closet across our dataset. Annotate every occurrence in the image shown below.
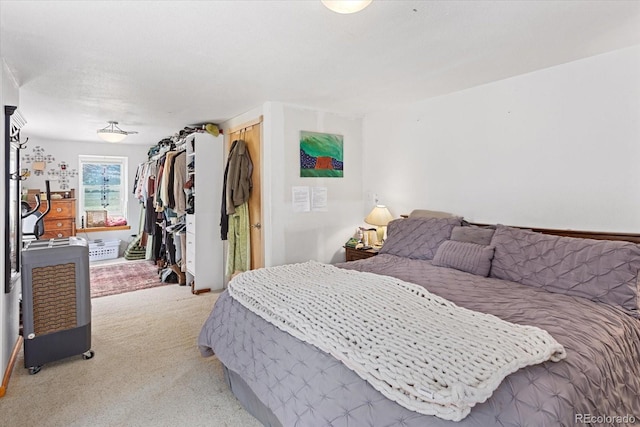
[134,128,224,293]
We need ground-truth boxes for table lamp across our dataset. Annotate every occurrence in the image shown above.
[364,205,394,245]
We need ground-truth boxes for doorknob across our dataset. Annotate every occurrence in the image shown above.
[251,222,262,229]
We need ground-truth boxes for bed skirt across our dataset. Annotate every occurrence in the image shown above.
[223,364,283,427]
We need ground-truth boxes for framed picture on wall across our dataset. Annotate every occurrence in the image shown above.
[300,131,343,178]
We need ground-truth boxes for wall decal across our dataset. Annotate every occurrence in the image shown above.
[22,145,55,176]
[48,161,78,190]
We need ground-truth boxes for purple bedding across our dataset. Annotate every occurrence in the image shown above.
[198,254,640,426]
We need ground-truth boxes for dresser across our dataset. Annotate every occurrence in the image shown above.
[31,198,77,239]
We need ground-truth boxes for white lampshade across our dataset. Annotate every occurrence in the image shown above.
[364,205,393,226]
[97,121,137,143]
[97,130,127,143]
[321,0,372,14]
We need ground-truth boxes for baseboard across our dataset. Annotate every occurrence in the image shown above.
[0,335,23,398]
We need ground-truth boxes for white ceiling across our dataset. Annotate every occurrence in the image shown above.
[1,0,639,145]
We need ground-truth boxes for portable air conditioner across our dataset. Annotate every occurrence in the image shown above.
[21,237,94,374]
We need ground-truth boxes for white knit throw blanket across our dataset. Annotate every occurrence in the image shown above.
[227,261,566,421]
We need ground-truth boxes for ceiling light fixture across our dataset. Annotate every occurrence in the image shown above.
[97,121,138,143]
[322,0,372,14]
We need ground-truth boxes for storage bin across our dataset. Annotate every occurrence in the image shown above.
[88,239,120,261]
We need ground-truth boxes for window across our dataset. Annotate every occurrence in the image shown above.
[78,155,128,220]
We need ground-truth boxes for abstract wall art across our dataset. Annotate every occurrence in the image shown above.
[300,131,343,178]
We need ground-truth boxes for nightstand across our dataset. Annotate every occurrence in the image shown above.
[344,246,379,262]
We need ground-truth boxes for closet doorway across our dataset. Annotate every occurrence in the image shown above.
[227,118,263,270]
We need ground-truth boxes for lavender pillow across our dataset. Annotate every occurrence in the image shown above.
[380,217,461,260]
[490,225,640,317]
[451,226,495,246]
[432,240,495,277]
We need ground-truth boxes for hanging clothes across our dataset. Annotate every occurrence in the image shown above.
[135,134,190,268]
[159,150,179,210]
[226,139,253,213]
[170,151,187,215]
[221,139,253,240]
[226,201,251,276]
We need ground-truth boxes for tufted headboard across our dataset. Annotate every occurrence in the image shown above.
[400,214,640,244]
[472,224,640,244]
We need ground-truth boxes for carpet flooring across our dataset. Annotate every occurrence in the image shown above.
[2,285,260,427]
[90,259,170,298]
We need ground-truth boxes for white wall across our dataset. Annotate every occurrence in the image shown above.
[220,103,366,270]
[362,45,640,232]
[263,102,365,266]
[20,137,150,249]
[1,58,20,386]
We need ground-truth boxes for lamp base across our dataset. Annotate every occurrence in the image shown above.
[375,226,387,245]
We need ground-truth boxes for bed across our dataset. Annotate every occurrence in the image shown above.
[198,216,640,426]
